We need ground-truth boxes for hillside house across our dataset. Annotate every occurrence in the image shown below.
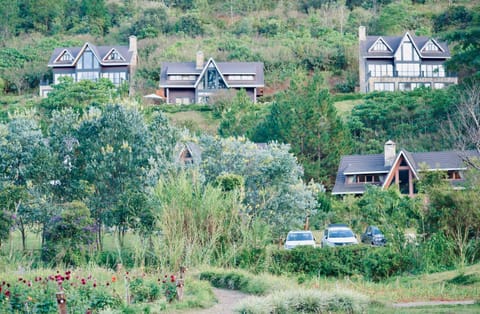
[159,51,264,104]
[358,26,457,93]
[40,36,138,97]
[332,140,479,197]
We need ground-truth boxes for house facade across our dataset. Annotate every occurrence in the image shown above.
[332,140,479,197]
[358,26,457,93]
[159,51,264,104]
[40,36,138,97]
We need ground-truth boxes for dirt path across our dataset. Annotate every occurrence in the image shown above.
[176,288,249,314]
[392,300,476,307]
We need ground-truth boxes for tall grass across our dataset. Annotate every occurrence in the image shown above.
[151,170,254,270]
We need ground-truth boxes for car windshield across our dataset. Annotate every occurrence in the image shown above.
[372,228,382,235]
[287,232,313,241]
[329,229,354,238]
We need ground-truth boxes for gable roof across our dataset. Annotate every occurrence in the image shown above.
[48,42,135,67]
[360,32,451,59]
[159,59,264,88]
[194,58,230,88]
[332,149,479,195]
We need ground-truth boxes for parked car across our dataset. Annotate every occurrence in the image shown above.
[361,226,386,246]
[284,230,316,249]
[321,224,358,247]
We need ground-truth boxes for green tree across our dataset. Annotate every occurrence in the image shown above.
[41,201,95,266]
[0,115,53,250]
[217,89,265,138]
[76,105,177,248]
[200,136,317,236]
[254,73,352,187]
[40,77,116,114]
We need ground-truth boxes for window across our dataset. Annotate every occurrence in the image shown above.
[175,97,191,105]
[59,52,73,62]
[106,50,124,61]
[102,72,127,85]
[373,83,394,91]
[434,83,446,89]
[447,170,461,180]
[371,40,389,52]
[355,174,380,183]
[199,65,226,90]
[228,75,255,80]
[77,71,99,81]
[398,82,431,91]
[421,64,445,78]
[396,63,420,77]
[422,41,440,52]
[77,48,99,70]
[367,64,393,77]
[168,75,197,81]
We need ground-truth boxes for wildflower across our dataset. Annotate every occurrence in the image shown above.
[27,296,32,301]
[106,282,110,286]
[93,282,97,288]
[111,276,116,283]
[5,290,10,297]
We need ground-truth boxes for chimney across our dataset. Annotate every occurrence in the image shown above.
[129,35,137,53]
[384,140,396,167]
[359,26,366,42]
[196,51,204,70]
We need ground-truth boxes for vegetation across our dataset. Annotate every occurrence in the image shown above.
[1,1,480,312]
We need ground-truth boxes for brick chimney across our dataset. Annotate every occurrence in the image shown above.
[384,140,396,167]
[196,51,204,70]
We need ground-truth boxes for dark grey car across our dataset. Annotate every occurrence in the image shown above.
[361,226,386,246]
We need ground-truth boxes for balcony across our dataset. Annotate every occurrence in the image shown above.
[367,71,457,79]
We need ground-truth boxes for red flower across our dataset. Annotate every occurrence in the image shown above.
[93,282,97,288]
[0,286,2,293]
[5,290,10,297]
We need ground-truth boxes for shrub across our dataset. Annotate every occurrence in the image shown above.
[235,289,369,314]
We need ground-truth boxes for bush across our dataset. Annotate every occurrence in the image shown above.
[235,289,369,314]
[268,245,415,281]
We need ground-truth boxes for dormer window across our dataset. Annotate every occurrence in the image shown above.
[56,50,74,62]
[422,40,441,52]
[104,49,125,61]
[356,174,380,183]
[369,38,391,52]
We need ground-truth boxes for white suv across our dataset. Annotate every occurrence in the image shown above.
[321,224,358,248]
[284,231,316,249]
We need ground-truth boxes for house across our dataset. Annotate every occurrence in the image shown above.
[158,51,264,104]
[40,36,138,97]
[175,142,202,166]
[358,26,458,93]
[332,140,479,197]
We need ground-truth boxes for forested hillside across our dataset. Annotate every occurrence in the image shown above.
[0,0,479,185]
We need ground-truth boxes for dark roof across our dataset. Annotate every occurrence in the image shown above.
[159,59,264,88]
[48,42,135,67]
[332,149,479,195]
[360,32,451,59]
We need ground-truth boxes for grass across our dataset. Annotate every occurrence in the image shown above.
[165,110,219,135]
[334,98,363,116]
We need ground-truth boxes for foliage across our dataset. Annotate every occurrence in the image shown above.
[254,73,353,186]
[40,77,117,114]
[152,170,245,269]
[235,289,369,314]
[200,136,317,237]
[269,245,416,281]
[41,201,95,266]
[347,88,458,154]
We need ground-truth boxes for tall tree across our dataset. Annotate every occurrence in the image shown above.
[76,105,177,248]
[254,73,352,187]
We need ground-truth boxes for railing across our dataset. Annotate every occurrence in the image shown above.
[367,71,457,79]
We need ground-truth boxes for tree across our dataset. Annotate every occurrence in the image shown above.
[40,77,116,114]
[200,136,318,236]
[254,73,352,187]
[446,79,480,170]
[440,6,480,77]
[0,115,54,250]
[217,89,266,139]
[76,105,177,248]
[423,177,480,266]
